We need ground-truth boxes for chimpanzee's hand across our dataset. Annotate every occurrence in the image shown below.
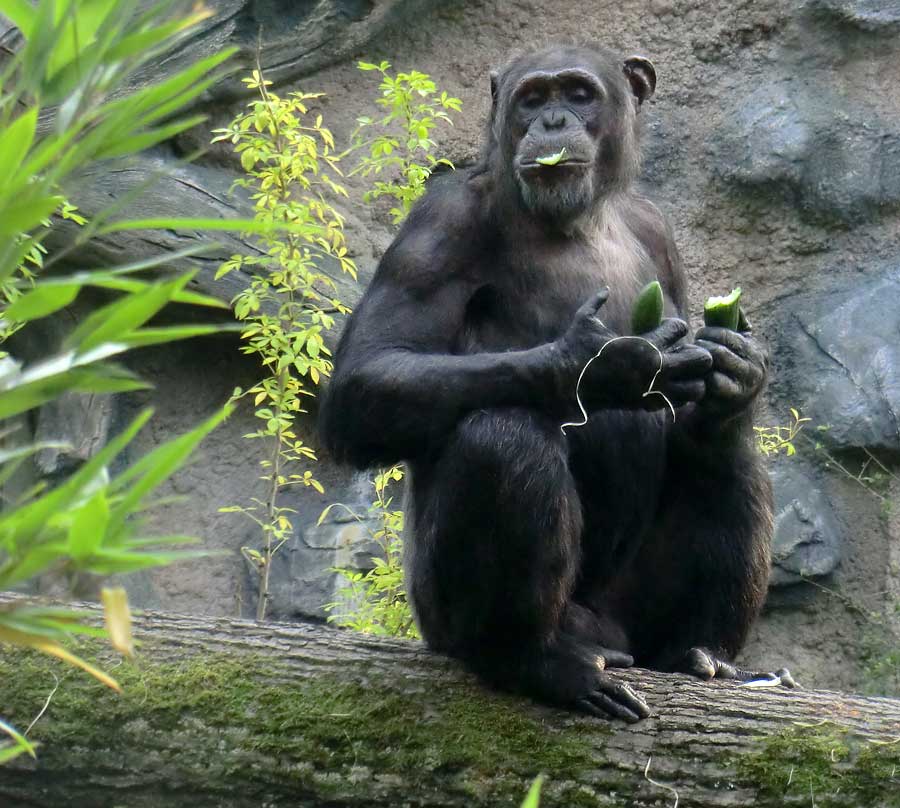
[555,289,712,412]
[693,310,768,423]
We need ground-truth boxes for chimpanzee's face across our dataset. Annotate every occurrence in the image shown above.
[493,47,653,222]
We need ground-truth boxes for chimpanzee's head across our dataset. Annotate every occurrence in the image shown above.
[488,45,655,222]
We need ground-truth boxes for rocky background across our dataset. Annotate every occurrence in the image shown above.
[9,0,900,695]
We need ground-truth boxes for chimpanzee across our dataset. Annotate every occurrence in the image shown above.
[320,44,781,721]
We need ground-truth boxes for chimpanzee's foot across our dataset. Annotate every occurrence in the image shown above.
[517,636,651,723]
[562,603,633,669]
[682,647,797,689]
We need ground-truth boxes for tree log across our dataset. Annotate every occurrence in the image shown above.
[1,606,899,807]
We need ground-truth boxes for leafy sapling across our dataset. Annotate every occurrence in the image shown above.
[322,65,462,638]
[347,61,462,224]
[213,70,356,621]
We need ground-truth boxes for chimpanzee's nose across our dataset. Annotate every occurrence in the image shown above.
[541,108,567,130]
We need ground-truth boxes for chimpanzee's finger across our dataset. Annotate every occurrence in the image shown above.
[695,340,748,377]
[706,371,742,399]
[663,343,713,378]
[577,287,610,320]
[649,317,688,349]
[660,379,706,404]
[600,649,634,668]
[695,327,766,366]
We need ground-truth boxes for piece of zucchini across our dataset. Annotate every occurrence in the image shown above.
[703,287,742,330]
[631,280,664,334]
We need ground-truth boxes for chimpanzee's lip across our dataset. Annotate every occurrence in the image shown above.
[518,159,591,170]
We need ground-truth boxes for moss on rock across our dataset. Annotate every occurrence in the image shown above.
[735,723,900,807]
[0,647,598,804]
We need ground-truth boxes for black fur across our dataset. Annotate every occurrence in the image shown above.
[320,44,773,721]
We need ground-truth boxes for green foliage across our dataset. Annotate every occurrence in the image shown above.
[861,628,900,697]
[212,70,356,621]
[0,201,86,354]
[0,0,259,762]
[323,465,418,639]
[754,407,809,457]
[322,64,460,640]
[349,60,461,223]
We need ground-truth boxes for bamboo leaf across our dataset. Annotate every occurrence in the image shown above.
[0,0,36,34]
[101,586,134,656]
[0,625,120,691]
[0,718,36,760]
[0,195,64,236]
[0,410,153,558]
[119,323,239,349]
[0,107,38,177]
[94,115,206,161]
[108,404,232,528]
[3,282,79,321]
[67,491,110,561]
[520,775,544,808]
[0,363,147,422]
[64,273,193,353]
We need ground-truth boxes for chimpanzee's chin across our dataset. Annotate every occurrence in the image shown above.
[517,175,594,221]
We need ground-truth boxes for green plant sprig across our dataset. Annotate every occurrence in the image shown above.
[323,464,418,638]
[348,60,461,224]
[213,68,356,622]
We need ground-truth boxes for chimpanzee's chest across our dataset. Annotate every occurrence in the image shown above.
[458,238,636,354]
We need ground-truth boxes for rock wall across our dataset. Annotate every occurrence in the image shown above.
[22,0,900,694]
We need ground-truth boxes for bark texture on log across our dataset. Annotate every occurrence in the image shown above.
[1,607,899,807]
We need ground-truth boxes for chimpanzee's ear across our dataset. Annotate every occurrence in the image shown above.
[623,56,656,108]
[489,69,500,121]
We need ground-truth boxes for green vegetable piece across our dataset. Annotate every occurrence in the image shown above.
[704,286,743,330]
[631,280,664,334]
[535,148,567,166]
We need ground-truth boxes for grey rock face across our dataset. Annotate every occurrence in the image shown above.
[127,0,433,103]
[256,470,386,620]
[717,84,811,188]
[807,0,900,32]
[714,83,900,223]
[777,264,900,453]
[769,461,842,586]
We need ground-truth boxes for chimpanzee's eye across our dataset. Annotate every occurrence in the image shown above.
[567,84,595,104]
[519,90,545,111]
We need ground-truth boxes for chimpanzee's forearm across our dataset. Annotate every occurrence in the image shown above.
[319,343,566,468]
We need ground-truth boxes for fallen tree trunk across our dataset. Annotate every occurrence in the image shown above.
[1,606,899,807]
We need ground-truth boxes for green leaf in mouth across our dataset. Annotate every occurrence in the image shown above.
[535,148,568,166]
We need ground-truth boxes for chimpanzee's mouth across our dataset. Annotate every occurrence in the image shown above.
[518,159,591,171]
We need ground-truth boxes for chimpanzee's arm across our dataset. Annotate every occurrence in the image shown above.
[319,208,562,468]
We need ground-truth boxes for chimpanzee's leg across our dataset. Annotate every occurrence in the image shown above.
[601,433,794,687]
[405,407,650,721]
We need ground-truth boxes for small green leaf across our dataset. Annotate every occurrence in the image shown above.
[520,776,544,808]
[4,282,80,322]
[0,107,38,176]
[0,195,65,236]
[535,149,567,166]
[67,491,110,562]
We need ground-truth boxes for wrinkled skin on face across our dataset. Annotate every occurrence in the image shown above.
[488,46,654,221]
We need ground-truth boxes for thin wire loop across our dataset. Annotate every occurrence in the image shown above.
[560,333,676,434]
